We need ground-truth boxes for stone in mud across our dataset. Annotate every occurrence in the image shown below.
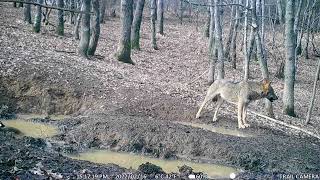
[138,162,165,175]
[178,165,193,177]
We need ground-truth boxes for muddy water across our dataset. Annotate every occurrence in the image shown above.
[69,150,238,178]
[2,119,58,138]
[174,121,253,138]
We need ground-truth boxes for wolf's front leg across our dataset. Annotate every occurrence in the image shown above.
[237,102,246,129]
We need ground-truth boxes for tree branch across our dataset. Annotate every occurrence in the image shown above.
[0,0,94,14]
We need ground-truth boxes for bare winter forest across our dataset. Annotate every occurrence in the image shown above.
[1,0,320,179]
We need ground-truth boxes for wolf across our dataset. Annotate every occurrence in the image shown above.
[196,79,278,129]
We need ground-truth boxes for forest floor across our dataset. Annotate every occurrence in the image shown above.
[1,3,320,180]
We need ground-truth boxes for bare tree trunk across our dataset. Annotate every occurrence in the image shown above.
[304,0,316,59]
[74,3,83,40]
[78,0,91,58]
[296,0,311,56]
[276,0,283,24]
[100,0,107,23]
[261,0,265,43]
[305,58,320,124]
[294,0,303,34]
[283,0,296,117]
[33,0,43,33]
[116,0,134,64]
[230,0,240,69]
[195,6,200,31]
[243,0,250,80]
[204,9,210,38]
[56,0,64,36]
[214,0,224,80]
[131,0,145,50]
[256,0,261,35]
[293,0,303,68]
[247,21,256,62]
[252,0,274,117]
[88,0,100,56]
[157,0,164,35]
[110,0,117,17]
[208,0,216,84]
[150,0,158,50]
[24,0,32,24]
[224,1,236,60]
[18,1,23,7]
[70,0,75,24]
[179,0,183,25]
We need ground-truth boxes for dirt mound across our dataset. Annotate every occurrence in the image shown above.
[0,76,91,116]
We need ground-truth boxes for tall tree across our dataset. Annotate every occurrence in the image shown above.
[283,0,296,117]
[296,0,312,56]
[214,0,224,80]
[24,0,32,24]
[56,0,64,36]
[78,0,91,58]
[70,0,75,24]
[116,0,134,64]
[131,0,145,50]
[276,0,284,24]
[157,0,164,35]
[110,0,117,17]
[251,0,274,117]
[204,9,210,38]
[100,0,107,23]
[88,0,101,56]
[74,3,84,40]
[261,0,265,43]
[230,0,240,69]
[150,0,158,50]
[208,0,216,84]
[224,1,236,60]
[179,0,183,24]
[305,58,320,124]
[304,0,317,59]
[243,0,250,80]
[33,0,43,33]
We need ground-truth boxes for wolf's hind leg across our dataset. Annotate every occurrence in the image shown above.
[196,96,211,118]
[213,97,224,122]
[242,104,250,127]
[196,89,219,118]
[237,102,246,129]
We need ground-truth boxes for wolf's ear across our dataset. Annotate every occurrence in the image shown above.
[262,79,271,92]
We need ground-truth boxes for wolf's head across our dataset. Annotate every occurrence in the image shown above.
[261,79,278,102]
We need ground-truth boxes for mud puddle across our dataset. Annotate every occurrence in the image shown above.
[174,121,254,138]
[2,119,58,138]
[16,113,69,120]
[68,150,239,179]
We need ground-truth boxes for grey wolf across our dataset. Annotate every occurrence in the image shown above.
[196,79,278,128]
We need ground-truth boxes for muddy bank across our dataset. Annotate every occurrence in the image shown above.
[54,113,320,174]
[0,130,129,180]
[0,74,96,116]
